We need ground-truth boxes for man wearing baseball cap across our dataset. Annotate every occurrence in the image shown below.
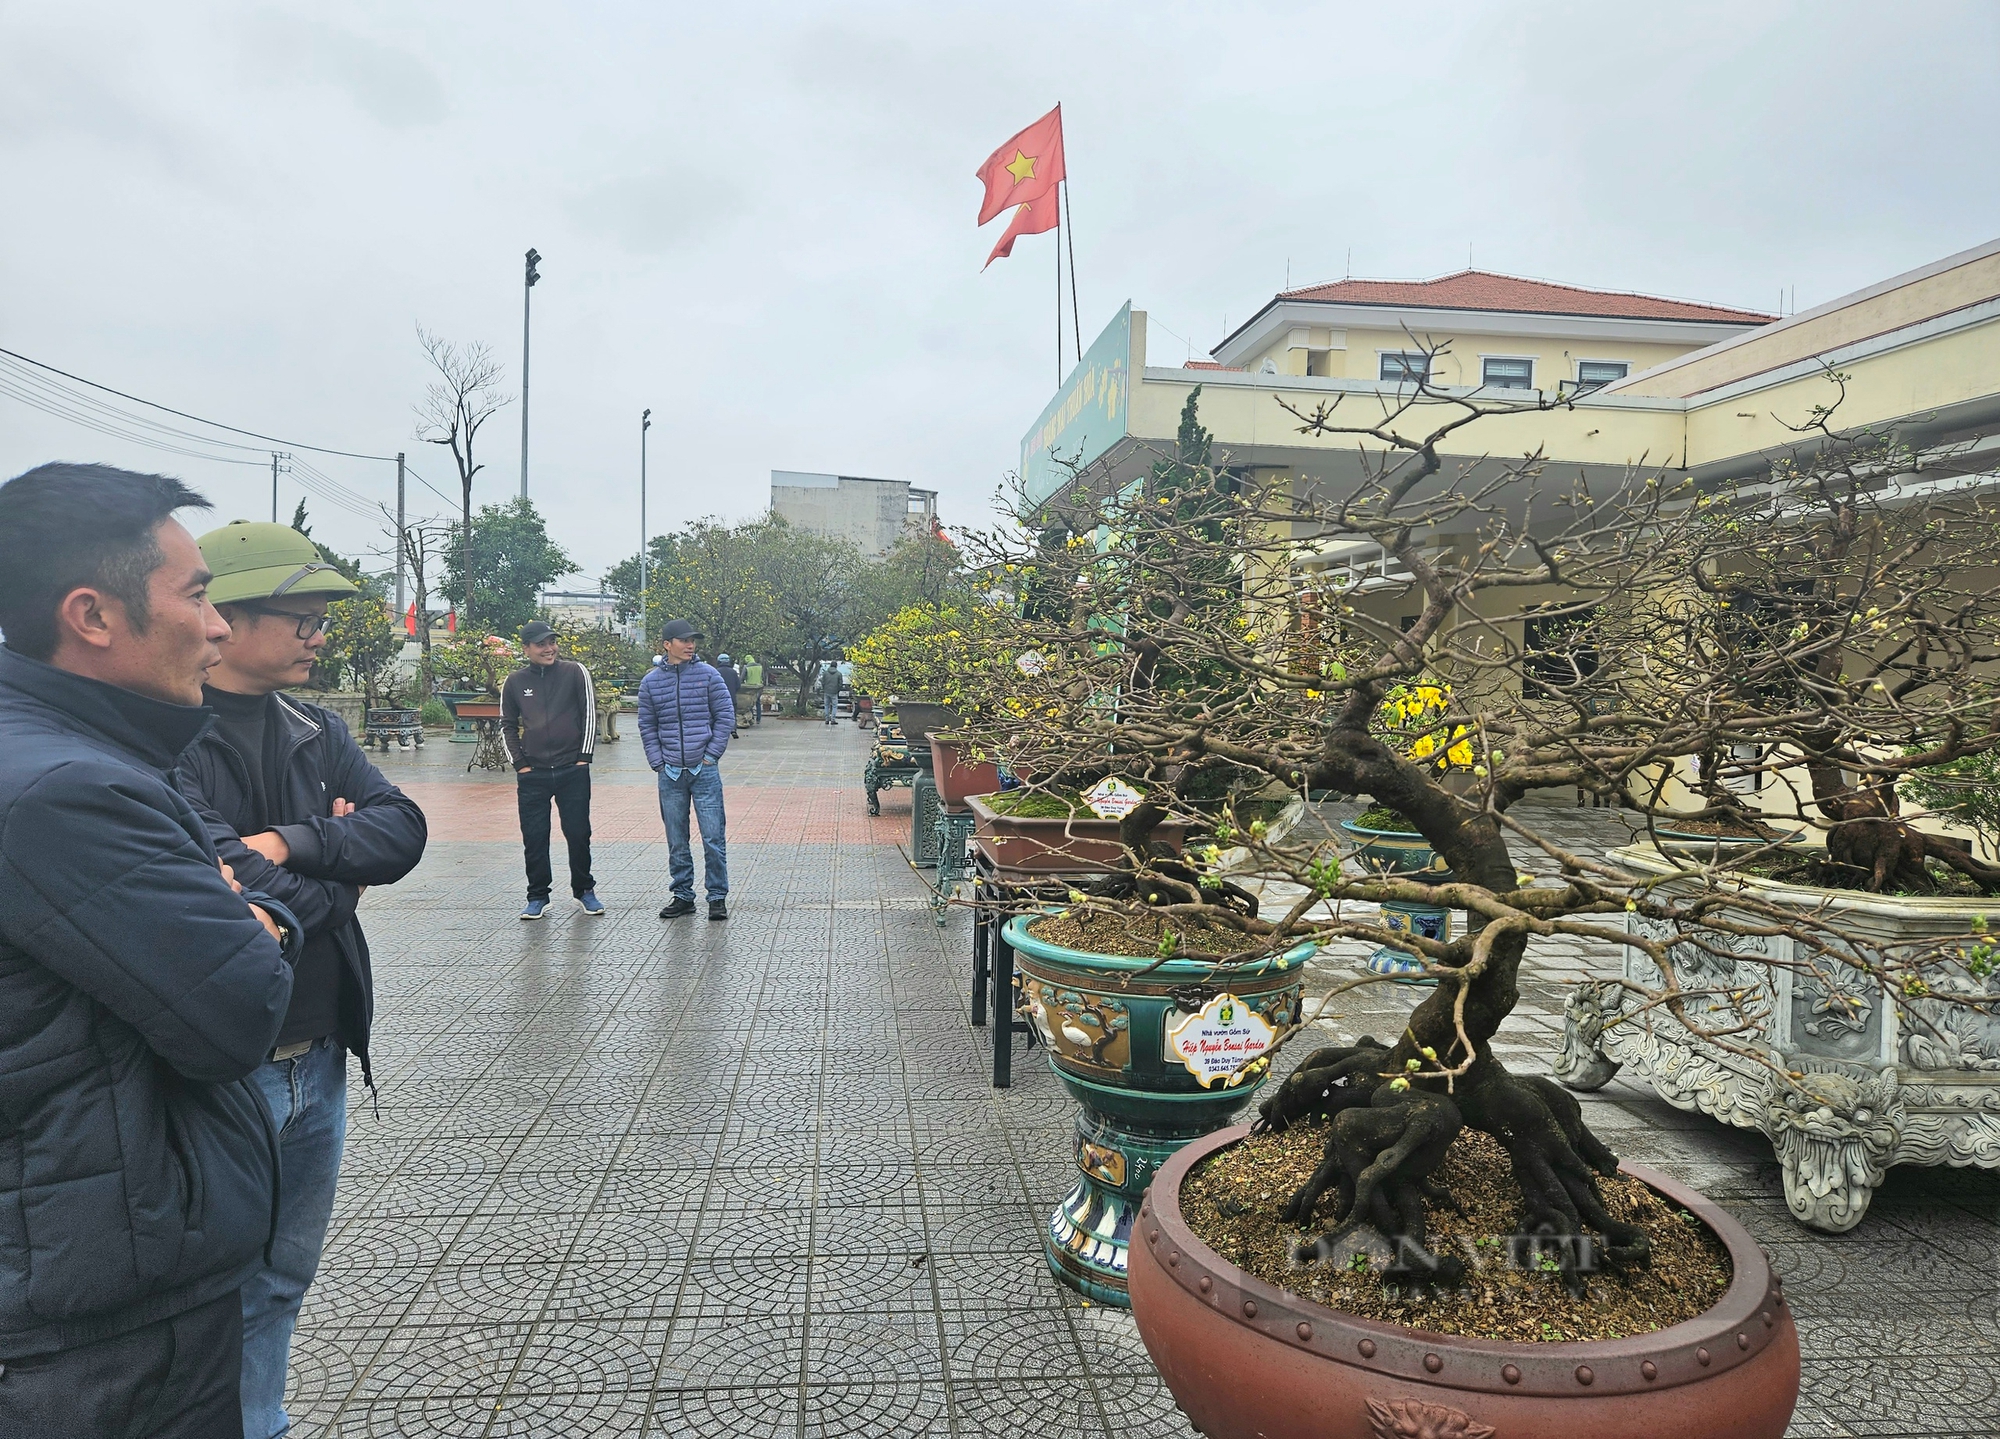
[637,619,734,919]
[502,619,604,920]
[174,520,428,1439]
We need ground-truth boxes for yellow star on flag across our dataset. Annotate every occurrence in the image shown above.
[1005,149,1037,184]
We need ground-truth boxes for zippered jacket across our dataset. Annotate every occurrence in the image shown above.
[501,659,597,770]
[175,692,429,1087]
[0,647,297,1359]
[637,659,734,769]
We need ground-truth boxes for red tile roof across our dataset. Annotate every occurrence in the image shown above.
[1276,269,1774,325]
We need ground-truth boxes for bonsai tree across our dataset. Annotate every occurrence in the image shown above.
[425,632,513,697]
[847,601,1012,718]
[963,371,2000,1288]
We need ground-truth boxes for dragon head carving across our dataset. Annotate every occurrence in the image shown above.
[1765,1060,1905,1230]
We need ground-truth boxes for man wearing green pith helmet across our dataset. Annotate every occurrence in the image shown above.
[172,521,429,1439]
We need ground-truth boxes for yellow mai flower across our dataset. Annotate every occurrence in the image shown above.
[1306,688,1322,699]
[1409,734,1438,760]
[1446,738,1475,766]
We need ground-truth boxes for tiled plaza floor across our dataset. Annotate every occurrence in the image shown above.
[291,717,2000,1436]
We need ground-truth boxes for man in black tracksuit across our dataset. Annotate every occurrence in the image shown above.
[502,619,603,918]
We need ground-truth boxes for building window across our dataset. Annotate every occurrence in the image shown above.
[1575,360,1628,392]
[1481,357,1534,390]
[1522,605,1598,699]
[1380,352,1429,385]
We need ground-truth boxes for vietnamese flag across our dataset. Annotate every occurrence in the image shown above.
[983,188,1060,269]
[976,104,1065,226]
[404,601,418,635]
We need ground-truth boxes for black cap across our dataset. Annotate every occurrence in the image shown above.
[660,619,704,642]
[520,620,556,644]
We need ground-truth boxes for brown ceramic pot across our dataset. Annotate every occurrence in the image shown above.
[1129,1124,1799,1439]
[929,736,1000,811]
[967,794,1185,872]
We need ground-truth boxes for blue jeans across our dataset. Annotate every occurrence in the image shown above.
[241,1038,346,1439]
[823,691,838,721]
[658,762,728,902]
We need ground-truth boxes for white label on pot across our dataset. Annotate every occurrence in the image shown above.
[1015,650,1046,676]
[1165,993,1278,1088]
[1083,778,1145,819]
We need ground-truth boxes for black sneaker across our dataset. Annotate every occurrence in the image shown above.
[708,900,729,921]
[658,897,696,919]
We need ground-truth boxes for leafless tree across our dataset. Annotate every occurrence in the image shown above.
[959,355,2000,1287]
[412,326,511,623]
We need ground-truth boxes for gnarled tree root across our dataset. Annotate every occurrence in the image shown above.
[1268,1044,1651,1298]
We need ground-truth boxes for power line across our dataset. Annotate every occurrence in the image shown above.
[1,344,488,529]
[0,344,400,462]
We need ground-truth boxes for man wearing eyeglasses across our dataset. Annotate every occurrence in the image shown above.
[173,521,428,1439]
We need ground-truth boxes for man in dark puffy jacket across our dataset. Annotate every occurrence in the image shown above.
[0,464,301,1439]
[175,520,428,1439]
[638,619,734,920]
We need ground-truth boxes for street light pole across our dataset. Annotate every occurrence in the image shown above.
[639,408,652,646]
[395,451,407,614]
[520,247,541,499]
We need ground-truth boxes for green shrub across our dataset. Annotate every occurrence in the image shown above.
[419,699,451,728]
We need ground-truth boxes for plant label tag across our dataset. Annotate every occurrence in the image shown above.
[1015,650,1046,675]
[1083,778,1144,819]
[1165,993,1277,1088]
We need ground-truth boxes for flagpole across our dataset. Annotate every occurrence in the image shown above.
[1063,184,1082,362]
[1055,186,1064,386]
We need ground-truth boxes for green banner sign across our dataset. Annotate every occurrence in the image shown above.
[1020,303,1132,510]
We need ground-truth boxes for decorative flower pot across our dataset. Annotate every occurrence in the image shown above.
[968,794,1185,873]
[433,689,494,743]
[1129,1124,1800,1439]
[1340,819,1450,984]
[1004,916,1310,1307]
[929,736,1000,812]
[892,701,960,749]
[1558,842,2000,1232]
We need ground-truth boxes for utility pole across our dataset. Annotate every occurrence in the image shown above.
[520,247,541,499]
[269,451,289,522]
[394,451,407,615]
[639,408,652,646]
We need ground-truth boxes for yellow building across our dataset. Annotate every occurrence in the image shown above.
[1024,239,2000,538]
[1019,238,2000,823]
[1208,268,1769,393]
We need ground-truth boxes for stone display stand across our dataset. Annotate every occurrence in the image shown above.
[1556,842,2000,1232]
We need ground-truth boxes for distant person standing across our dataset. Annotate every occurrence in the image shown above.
[819,659,842,725]
[715,651,742,738]
[640,619,733,920]
[501,620,603,920]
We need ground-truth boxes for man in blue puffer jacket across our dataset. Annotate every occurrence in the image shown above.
[638,619,735,920]
[0,464,303,1439]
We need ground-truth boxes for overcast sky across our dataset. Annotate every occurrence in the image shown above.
[4,1,1996,586]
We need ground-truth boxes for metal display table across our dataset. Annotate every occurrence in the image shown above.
[928,806,978,924]
[969,843,1112,1088]
[911,770,942,868]
[863,730,920,816]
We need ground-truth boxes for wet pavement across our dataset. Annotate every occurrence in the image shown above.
[292,717,1999,1436]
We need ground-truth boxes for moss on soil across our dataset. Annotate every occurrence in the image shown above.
[983,790,1093,819]
[1026,909,1269,959]
[1182,1125,1732,1343]
[1353,806,1418,833]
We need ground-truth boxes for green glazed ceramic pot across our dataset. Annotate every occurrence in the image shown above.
[1340,819,1451,984]
[1004,915,1312,1306]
